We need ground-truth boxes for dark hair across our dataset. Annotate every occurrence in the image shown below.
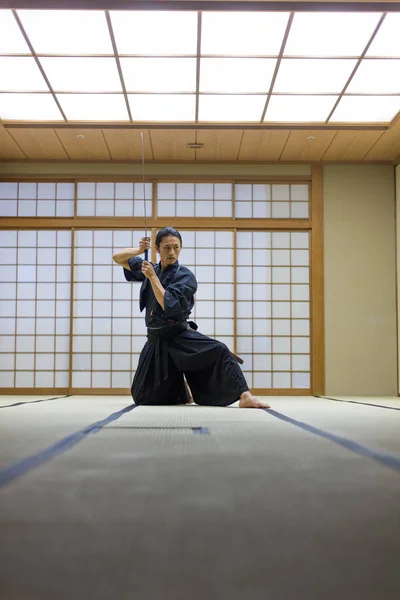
[155,227,182,248]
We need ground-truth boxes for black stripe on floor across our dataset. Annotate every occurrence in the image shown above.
[0,404,138,489]
[0,395,70,409]
[263,408,400,474]
[315,395,400,412]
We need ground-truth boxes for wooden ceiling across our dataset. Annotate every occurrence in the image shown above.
[1,122,399,164]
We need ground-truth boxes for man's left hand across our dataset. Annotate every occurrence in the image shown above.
[142,261,157,280]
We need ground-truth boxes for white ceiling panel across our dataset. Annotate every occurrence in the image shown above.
[330,95,400,122]
[265,95,337,122]
[346,59,400,94]
[0,57,48,91]
[121,57,196,92]
[284,12,382,57]
[39,57,122,92]
[274,59,357,94]
[0,92,63,120]
[366,13,400,57]
[17,9,113,54]
[200,58,276,93]
[57,93,129,121]
[201,12,289,56]
[128,94,196,121]
[199,95,266,121]
[0,9,31,53]
[110,11,198,55]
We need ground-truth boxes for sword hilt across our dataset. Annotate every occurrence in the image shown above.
[144,249,149,261]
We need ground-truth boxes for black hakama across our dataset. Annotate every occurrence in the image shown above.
[124,257,249,406]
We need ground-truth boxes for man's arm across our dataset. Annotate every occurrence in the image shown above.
[141,261,165,310]
[112,238,150,270]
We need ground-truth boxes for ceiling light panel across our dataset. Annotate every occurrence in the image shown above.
[201,12,289,56]
[199,95,266,122]
[265,95,337,122]
[330,95,400,122]
[346,59,400,93]
[120,58,196,92]
[56,93,129,121]
[366,13,400,57]
[128,94,195,121]
[0,92,63,120]
[39,57,122,92]
[0,9,31,53]
[17,10,113,54]
[284,12,382,56]
[274,58,357,93]
[110,11,197,55]
[200,58,277,93]
[0,57,49,91]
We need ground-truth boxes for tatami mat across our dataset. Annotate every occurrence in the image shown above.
[1,396,399,600]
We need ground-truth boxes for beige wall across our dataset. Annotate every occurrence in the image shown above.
[323,165,397,396]
[397,165,400,394]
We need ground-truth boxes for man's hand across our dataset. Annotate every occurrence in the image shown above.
[139,237,151,254]
[141,260,156,280]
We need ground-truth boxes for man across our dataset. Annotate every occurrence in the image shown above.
[112,227,270,409]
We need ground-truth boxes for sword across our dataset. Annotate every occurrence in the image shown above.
[140,131,149,261]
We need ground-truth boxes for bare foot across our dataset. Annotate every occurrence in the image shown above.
[239,391,270,409]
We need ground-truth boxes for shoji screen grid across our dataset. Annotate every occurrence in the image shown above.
[0,182,75,217]
[179,230,235,352]
[0,230,71,389]
[77,182,152,217]
[236,231,310,389]
[72,229,146,389]
[235,183,309,219]
[157,183,233,218]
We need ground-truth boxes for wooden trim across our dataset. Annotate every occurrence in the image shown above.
[233,228,237,355]
[0,217,312,229]
[68,228,74,393]
[310,165,325,396]
[152,180,157,221]
[0,388,69,395]
[1,123,390,131]
[252,388,311,396]
[151,227,157,263]
[0,175,312,183]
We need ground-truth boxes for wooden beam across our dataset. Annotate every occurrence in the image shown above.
[311,165,325,396]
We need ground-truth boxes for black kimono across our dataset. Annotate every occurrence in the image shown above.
[124,257,249,406]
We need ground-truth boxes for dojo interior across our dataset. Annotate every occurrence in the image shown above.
[1,2,400,599]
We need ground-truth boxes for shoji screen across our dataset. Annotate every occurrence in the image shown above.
[72,229,146,390]
[236,231,310,390]
[179,230,235,352]
[0,229,71,389]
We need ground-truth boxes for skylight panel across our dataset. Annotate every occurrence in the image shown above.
[0,57,49,91]
[274,59,357,94]
[120,58,196,93]
[199,95,266,122]
[128,94,195,121]
[330,96,400,122]
[264,95,337,122]
[17,10,113,54]
[56,93,129,121]
[284,12,382,56]
[110,11,197,55]
[200,58,276,93]
[366,13,400,57]
[346,59,400,94]
[201,11,289,56]
[0,9,31,53]
[39,57,122,92]
[0,93,63,120]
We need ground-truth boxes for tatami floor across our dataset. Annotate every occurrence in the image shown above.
[1,395,400,600]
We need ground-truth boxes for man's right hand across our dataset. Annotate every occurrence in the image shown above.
[139,237,151,254]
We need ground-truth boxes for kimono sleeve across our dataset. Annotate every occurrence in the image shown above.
[123,256,145,282]
[163,268,197,320]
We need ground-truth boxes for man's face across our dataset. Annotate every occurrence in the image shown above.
[157,235,181,266]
